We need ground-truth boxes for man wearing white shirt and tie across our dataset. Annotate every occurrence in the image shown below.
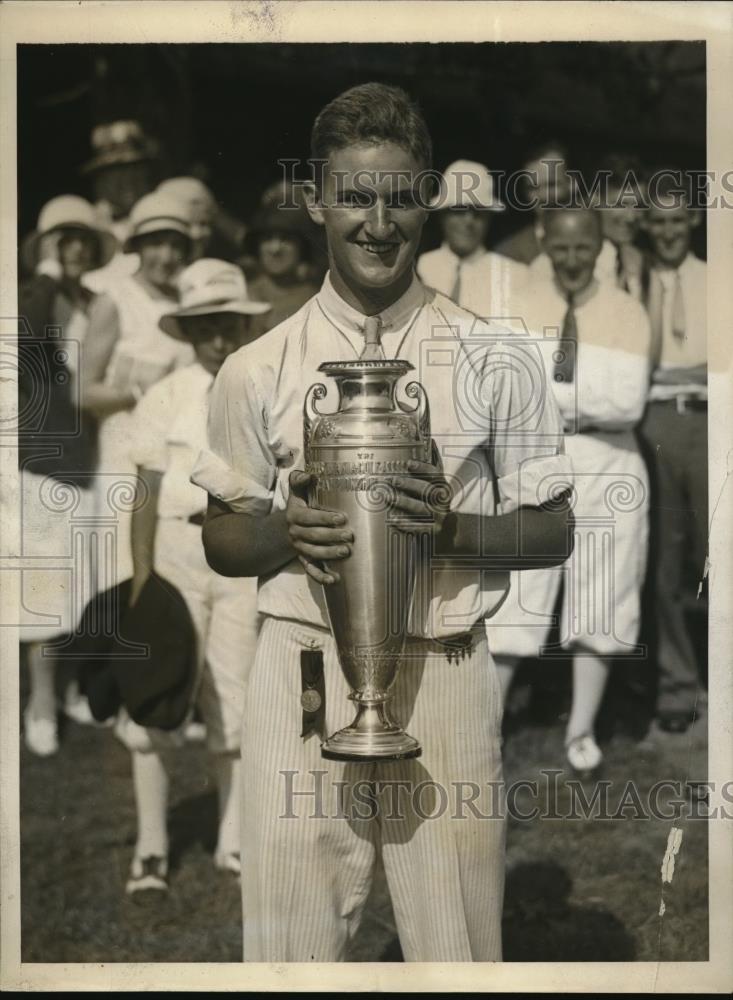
[417,159,528,320]
[529,155,646,301]
[487,208,652,774]
[192,83,573,962]
[639,185,707,734]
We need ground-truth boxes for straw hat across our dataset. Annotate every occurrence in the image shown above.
[123,191,193,252]
[81,120,159,175]
[430,159,505,211]
[159,258,271,340]
[24,195,118,270]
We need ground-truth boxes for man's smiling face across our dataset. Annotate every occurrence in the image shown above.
[644,197,698,269]
[309,142,427,310]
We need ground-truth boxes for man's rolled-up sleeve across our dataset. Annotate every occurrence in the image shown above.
[190,355,277,517]
[486,338,574,513]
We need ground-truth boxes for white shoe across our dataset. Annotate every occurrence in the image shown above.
[125,855,169,895]
[565,733,602,774]
[23,709,59,757]
[214,850,241,877]
[61,690,96,726]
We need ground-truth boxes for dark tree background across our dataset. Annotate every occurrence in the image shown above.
[18,41,706,245]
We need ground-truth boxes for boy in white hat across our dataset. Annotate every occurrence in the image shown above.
[120,259,270,894]
[417,158,528,320]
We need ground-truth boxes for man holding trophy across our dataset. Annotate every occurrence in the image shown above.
[192,83,574,963]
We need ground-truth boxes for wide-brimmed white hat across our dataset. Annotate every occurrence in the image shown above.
[157,177,216,214]
[25,194,118,269]
[430,159,505,211]
[123,191,193,252]
[159,258,271,340]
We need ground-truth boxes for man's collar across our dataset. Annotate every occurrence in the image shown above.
[440,242,488,266]
[317,269,426,336]
[652,251,693,274]
[551,275,599,307]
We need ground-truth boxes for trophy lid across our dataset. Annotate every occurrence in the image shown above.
[318,359,414,376]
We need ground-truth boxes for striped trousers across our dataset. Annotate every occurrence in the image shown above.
[241,616,506,962]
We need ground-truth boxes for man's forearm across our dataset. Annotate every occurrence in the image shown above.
[202,507,295,578]
[436,502,574,569]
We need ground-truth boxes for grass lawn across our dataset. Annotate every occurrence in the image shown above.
[18,660,708,965]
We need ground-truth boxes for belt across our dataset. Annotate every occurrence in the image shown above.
[187,511,206,527]
[274,616,482,664]
[652,396,707,414]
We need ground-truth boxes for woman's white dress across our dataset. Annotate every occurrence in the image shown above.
[93,275,194,590]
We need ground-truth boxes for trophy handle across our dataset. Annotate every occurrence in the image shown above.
[303,382,328,463]
[403,380,432,464]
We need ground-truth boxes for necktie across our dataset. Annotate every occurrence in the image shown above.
[615,247,628,293]
[360,314,385,361]
[553,292,577,385]
[647,269,664,370]
[671,270,686,341]
[450,261,463,303]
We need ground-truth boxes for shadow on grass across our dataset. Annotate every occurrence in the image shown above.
[502,861,636,961]
[367,860,636,963]
[168,790,218,869]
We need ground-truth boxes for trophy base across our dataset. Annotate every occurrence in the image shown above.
[321,703,422,762]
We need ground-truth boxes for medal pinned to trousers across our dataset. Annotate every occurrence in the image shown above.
[300,649,326,739]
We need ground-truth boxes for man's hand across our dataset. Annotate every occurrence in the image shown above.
[388,458,453,535]
[287,470,353,585]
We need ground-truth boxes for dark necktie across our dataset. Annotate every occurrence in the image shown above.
[360,314,385,361]
[553,292,577,385]
[450,261,463,303]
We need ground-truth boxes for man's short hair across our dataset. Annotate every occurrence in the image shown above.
[311,82,433,171]
[543,206,603,240]
[649,168,691,209]
[599,151,645,190]
[522,138,569,170]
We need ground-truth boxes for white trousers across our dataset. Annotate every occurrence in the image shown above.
[241,616,506,962]
[18,471,97,643]
[487,432,649,658]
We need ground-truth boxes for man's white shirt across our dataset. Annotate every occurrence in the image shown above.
[417,243,528,322]
[647,253,707,401]
[130,361,213,519]
[191,271,572,639]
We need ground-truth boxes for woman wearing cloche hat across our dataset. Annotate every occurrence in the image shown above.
[116,259,269,894]
[19,195,118,756]
[81,190,197,596]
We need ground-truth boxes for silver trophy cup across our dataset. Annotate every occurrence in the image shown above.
[303,356,432,761]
